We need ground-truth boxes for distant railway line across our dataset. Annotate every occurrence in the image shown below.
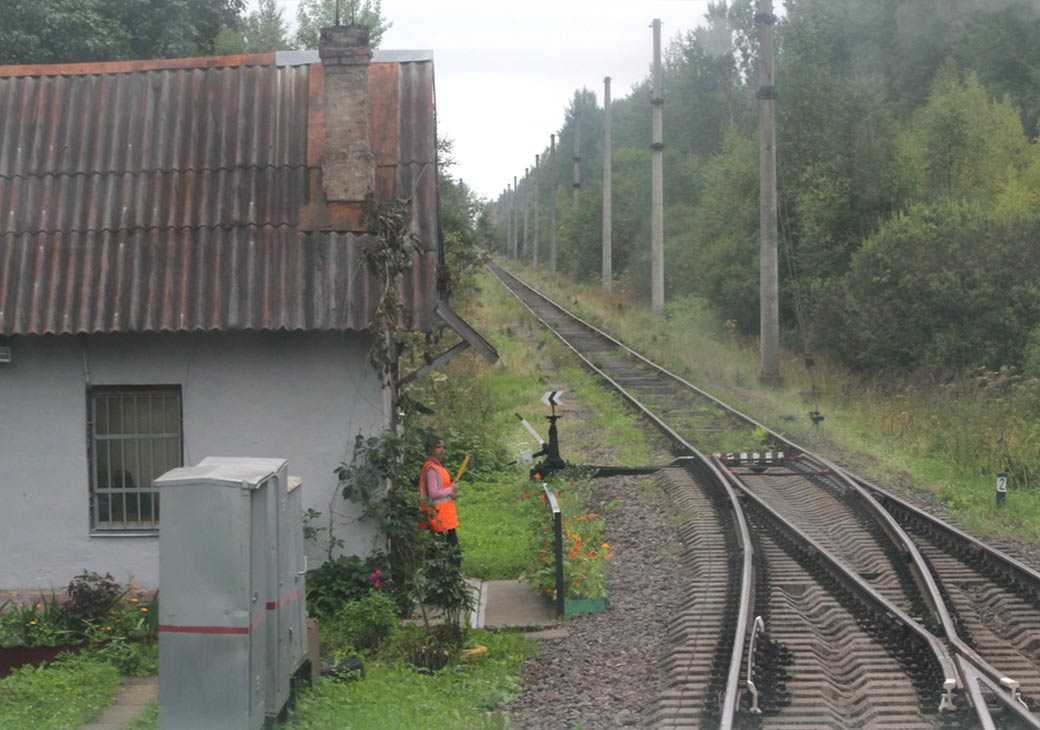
[489,263,1040,729]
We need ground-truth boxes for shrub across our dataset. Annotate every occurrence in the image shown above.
[0,593,74,648]
[323,592,399,656]
[66,572,125,630]
[306,555,389,619]
[820,203,1040,371]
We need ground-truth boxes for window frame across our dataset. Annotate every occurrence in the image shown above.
[86,384,184,534]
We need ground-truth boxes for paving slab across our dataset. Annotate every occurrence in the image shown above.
[81,676,157,730]
[482,580,558,629]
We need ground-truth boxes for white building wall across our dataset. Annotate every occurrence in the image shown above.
[0,330,390,593]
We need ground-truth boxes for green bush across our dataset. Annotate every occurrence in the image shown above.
[322,592,398,656]
[306,555,388,619]
[1024,324,1040,377]
[66,571,125,630]
[820,202,1040,371]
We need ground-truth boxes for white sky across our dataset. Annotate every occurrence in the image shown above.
[277,0,713,199]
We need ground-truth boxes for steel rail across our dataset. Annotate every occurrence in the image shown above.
[488,264,754,728]
[716,457,961,712]
[490,263,1040,720]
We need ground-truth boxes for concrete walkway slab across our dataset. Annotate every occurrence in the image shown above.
[481,580,558,629]
[81,676,157,730]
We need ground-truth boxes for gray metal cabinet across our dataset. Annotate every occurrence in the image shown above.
[156,458,287,730]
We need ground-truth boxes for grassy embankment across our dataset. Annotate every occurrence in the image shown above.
[508,261,1040,542]
[282,270,656,728]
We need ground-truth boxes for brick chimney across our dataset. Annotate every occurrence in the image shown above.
[319,25,375,207]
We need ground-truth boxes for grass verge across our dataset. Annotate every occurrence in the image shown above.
[507,261,1040,542]
[286,630,535,729]
[0,653,122,729]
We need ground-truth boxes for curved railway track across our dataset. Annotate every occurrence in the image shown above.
[489,263,1040,729]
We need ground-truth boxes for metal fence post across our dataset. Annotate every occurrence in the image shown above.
[543,484,565,617]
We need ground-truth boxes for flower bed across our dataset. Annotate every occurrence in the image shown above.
[527,483,612,607]
[0,572,157,677]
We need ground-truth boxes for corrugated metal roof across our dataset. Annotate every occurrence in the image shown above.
[0,51,438,336]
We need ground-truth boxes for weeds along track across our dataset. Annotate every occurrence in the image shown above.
[489,264,1040,728]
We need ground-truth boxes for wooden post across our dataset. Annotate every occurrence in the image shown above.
[549,134,558,272]
[573,106,581,206]
[650,19,665,314]
[533,154,541,269]
[757,1,780,384]
[602,76,613,292]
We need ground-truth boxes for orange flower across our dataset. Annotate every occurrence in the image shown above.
[140,607,149,613]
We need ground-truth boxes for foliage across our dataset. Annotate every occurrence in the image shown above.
[0,652,122,730]
[66,571,126,630]
[295,0,390,49]
[824,203,1040,371]
[492,0,1040,378]
[0,593,74,648]
[285,630,536,730]
[528,485,611,601]
[214,0,291,53]
[306,554,391,619]
[0,0,245,64]
[322,591,399,656]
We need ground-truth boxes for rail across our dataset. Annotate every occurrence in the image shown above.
[491,264,1040,723]
[490,264,755,728]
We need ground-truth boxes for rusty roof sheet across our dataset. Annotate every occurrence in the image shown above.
[0,52,438,336]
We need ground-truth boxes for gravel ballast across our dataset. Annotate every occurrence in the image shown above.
[506,473,683,729]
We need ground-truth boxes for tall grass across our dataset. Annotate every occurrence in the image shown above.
[504,262,1040,542]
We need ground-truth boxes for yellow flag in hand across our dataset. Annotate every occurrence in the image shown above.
[454,453,471,484]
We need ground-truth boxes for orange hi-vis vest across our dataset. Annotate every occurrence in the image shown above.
[418,458,458,532]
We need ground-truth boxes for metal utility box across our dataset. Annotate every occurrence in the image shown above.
[157,458,287,730]
[283,476,308,677]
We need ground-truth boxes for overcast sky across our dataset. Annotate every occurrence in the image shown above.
[277,1,714,199]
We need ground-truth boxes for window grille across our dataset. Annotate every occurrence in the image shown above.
[89,386,182,531]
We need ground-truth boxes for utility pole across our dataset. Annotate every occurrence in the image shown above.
[533,154,541,269]
[512,175,519,259]
[549,134,558,272]
[650,18,665,314]
[523,167,530,260]
[756,0,780,384]
[602,76,613,292]
[573,105,582,206]
[506,184,514,258]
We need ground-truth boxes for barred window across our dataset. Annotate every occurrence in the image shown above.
[89,386,182,531]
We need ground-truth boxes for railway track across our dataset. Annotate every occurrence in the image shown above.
[489,263,1040,729]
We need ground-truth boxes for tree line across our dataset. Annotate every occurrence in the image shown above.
[494,0,1040,376]
[0,0,388,63]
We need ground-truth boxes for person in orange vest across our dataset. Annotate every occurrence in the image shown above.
[418,434,460,555]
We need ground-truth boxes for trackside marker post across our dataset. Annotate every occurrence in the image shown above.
[997,472,1008,506]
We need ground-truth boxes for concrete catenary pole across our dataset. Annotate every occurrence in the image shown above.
[506,183,513,258]
[757,0,780,383]
[650,19,665,313]
[512,175,519,259]
[549,134,558,272]
[523,166,530,260]
[533,153,541,269]
[573,105,582,206]
[602,76,613,292]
